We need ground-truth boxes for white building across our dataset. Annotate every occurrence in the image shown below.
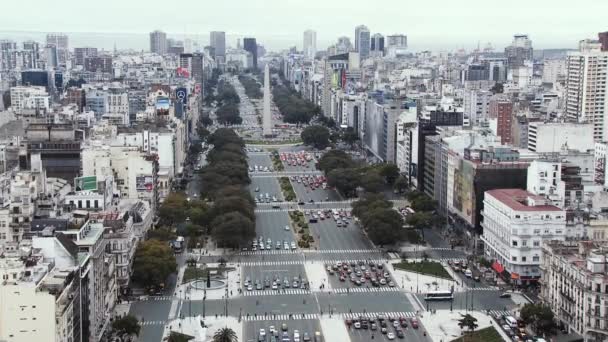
[303,30,317,59]
[481,188,568,284]
[10,86,50,112]
[527,122,594,153]
[541,240,608,341]
[463,89,492,126]
[565,40,608,141]
[542,59,566,84]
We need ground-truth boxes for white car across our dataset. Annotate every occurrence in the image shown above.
[291,241,297,250]
[293,329,300,342]
[247,284,253,291]
[387,332,395,340]
[259,328,266,338]
[284,225,290,231]
[284,244,290,250]
[272,282,278,290]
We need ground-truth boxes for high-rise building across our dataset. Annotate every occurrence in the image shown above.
[354,25,371,59]
[565,40,608,141]
[149,30,167,55]
[599,31,608,52]
[44,45,58,70]
[370,33,384,54]
[303,30,317,59]
[0,40,17,70]
[210,31,226,61]
[84,55,113,74]
[45,33,68,65]
[243,38,258,69]
[74,47,98,66]
[504,34,533,68]
[489,96,514,145]
[386,34,407,48]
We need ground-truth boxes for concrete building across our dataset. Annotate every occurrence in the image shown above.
[542,59,566,84]
[565,41,608,141]
[74,47,97,66]
[10,86,50,112]
[488,96,513,145]
[481,188,567,284]
[370,33,384,56]
[85,89,108,118]
[84,55,113,74]
[149,30,167,55]
[45,33,69,65]
[504,34,533,68]
[527,122,594,153]
[210,31,226,61]
[363,98,402,162]
[303,30,317,59]
[463,89,492,126]
[243,38,258,69]
[355,25,371,59]
[540,240,608,341]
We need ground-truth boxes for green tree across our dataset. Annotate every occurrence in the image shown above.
[405,212,433,230]
[111,314,141,337]
[352,194,392,220]
[132,240,177,290]
[301,125,330,149]
[158,192,189,226]
[360,170,384,193]
[379,164,400,185]
[201,116,213,127]
[363,208,405,246]
[197,125,211,140]
[317,149,356,174]
[168,331,195,342]
[341,127,359,146]
[213,327,238,342]
[458,313,479,335]
[394,175,408,193]
[520,304,556,337]
[327,168,361,197]
[211,212,255,249]
[147,227,176,241]
[211,196,255,221]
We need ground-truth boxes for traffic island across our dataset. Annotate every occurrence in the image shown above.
[288,210,316,248]
[279,177,296,200]
[393,260,453,280]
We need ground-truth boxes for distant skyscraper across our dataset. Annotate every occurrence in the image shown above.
[243,38,258,69]
[565,39,608,142]
[599,31,608,52]
[370,33,384,54]
[74,47,98,66]
[355,25,371,59]
[303,30,317,59]
[44,45,58,70]
[504,34,533,68]
[45,33,68,65]
[386,34,408,48]
[149,30,167,54]
[210,31,226,61]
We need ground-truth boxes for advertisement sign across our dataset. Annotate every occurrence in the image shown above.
[74,176,97,191]
[155,97,170,110]
[176,88,188,104]
[136,175,154,191]
[451,159,475,226]
[176,67,190,78]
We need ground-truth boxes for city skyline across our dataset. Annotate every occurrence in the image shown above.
[0,0,606,51]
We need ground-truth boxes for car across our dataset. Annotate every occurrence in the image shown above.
[291,241,297,249]
[293,330,300,342]
[387,332,395,340]
[256,283,263,290]
[353,322,361,329]
[284,243,290,250]
[381,327,388,334]
[393,320,400,328]
[380,278,387,285]
[276,242,281,249]
[269,326,277,335]
[260,329,266,337]
[285,225,290,231]
[302,332,311,341]
[255,187,260,192]
[380,320,387,328]
[345,319,352,327]
[370,323,377,330]
[500,292,512,298]
[259,244,265,250]
[410,318,419,329]
[388,281,395,287]
[396,329,405,338]
[272,282,278,290]
[247,284,253,291]
[282,323,288,331]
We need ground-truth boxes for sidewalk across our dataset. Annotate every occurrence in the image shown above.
[419,309,510,342]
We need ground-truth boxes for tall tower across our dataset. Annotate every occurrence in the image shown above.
[355,25,370,59]
[303,30,317,59]
[210,31,226,61]
[149,30,167,54]
[263,64,272,137]
[243,38,258,69]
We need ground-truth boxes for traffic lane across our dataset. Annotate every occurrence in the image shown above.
[129,299,172,322]
[324,261,395,289]
[316,292,414,314]
[303,251,384,263]
[248,154,274,169]
[138,325,164,342]
[254,211,296,247]
[250,176,283,201]
[348,320,429,342]
[291,180,341,202]
[307,215,373,250]
[184,295,319,319]
[415,291,516,312]
[241,264,308,291]
[244,319,322,342]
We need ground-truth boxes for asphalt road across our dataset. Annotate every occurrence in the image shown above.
[241,264,308,292]
[253,211,297,249]
[244,319,322,342]
[307,213,373,251]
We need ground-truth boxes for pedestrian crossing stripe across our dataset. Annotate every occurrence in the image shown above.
[242,313,318,321]
[341,311,417,320]
[332,287,401,293]
[240,259,388,266]
[238,250,300,256]
[243,289,311,296]
[488,310,512,317]
[137,296,172,301]
[302,249,382,254]
[237,249,383,256]
[138,321,167,326]
[467,287,499,291]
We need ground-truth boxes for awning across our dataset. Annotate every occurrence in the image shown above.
[511,273,520,280]
[492,261,504,273]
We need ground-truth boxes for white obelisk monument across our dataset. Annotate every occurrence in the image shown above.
[263,63,272,137]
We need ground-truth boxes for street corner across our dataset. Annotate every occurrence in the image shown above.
[304,261,330,291]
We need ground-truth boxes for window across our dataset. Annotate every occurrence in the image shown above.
[533,241,540,247]
[544,229,550,234]
[512,256,518,261]
[533,256,540,262]
[522,256,527,262]
[522,240,528,247]
[556,230,563,234]
[512,240,518,247]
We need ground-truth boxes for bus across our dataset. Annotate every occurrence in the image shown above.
[173,236,185,253]
[424,290,454,301]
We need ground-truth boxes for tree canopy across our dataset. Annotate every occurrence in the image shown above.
[520,304,556,337]
[132,239,177,290]
[213,327,238,342]
[111,315,141,337]
[211,211,255,249]
[273,85,320,124]
[238,75,262,98]
[301,125,330,149]
[317,149,357,174]
[457,314,479,333]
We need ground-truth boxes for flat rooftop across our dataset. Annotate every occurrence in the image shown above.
[487,188,563,212]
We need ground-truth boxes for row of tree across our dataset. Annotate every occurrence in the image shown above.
[317,150,401,197]
[215,80,242,125]
[200,128,256,248]
[272,85,321,124]
[352,194,407,246]
[238,75,263,98]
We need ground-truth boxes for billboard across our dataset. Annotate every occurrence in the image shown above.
[74,176,97,191]
[176,88,188,104]
[136,175,154,191]
[451,159,475,226]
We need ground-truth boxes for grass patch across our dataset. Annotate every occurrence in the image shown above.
[279,177,296,201]
[288,210,314,248]
[451,326,502,342]
[270,152,285,171]
[393,260,452,280]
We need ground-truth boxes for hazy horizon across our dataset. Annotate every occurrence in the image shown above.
[0,0,606,52]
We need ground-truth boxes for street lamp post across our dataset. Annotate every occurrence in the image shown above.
[203,290,206,318]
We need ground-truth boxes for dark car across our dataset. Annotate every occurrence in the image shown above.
[499,292,512,298]
[396,329,405,338]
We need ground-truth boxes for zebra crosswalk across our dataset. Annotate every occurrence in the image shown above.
[341,311,417,320]
[243,289,311,296]
[488,310,512,318]
[238,249,300,256]
[241,260,304,266]
[136,296,172,301]
[242,313,318,321]
[139,320,167,326]
[333,287,401,294]
[467,286,499,291]
[303,249,382,254]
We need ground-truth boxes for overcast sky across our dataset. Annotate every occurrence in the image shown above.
[1,0,606,51]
